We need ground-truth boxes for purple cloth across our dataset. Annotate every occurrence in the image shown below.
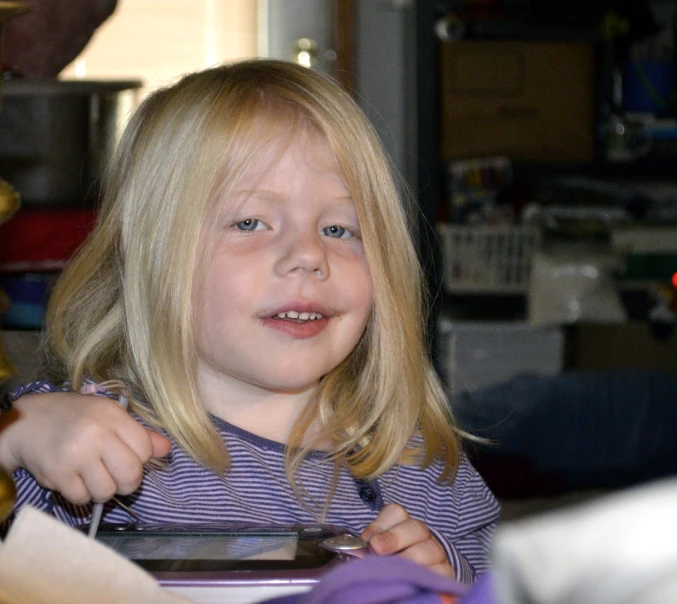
[261,556,497,604]
[461,573,496,604]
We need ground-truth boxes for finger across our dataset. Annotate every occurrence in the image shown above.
[149,431,172,458]
[396,536,448,568]
[361,503,409,541]
[113,419,156,463]
[100,438,146,495]
[368,517,430,555]
[54,475,92,506]
[79,460,118,503]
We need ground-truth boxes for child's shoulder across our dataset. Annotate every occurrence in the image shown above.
[384,451,488,497]
[402,448,474,476]
[379,452,499,527]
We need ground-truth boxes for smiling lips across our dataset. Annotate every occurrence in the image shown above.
[261,307,330,339]
[274,310,324,321]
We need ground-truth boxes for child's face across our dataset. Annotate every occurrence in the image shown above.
[195,129,373,399]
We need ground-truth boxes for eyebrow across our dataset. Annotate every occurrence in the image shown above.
[234,189,354,204]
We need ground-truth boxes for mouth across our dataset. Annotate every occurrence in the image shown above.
[260,303,333,338]
[262,302,333,323]
[272,310,324,323]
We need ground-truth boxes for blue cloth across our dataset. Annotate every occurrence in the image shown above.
[454,370,677,491]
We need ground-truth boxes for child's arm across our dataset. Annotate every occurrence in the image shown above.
[361,503,455,578]
[0,390,171,504]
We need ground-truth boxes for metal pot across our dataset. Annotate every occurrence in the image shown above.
[0,78,141,206]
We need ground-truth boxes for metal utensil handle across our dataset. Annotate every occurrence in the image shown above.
[88,390,129,538]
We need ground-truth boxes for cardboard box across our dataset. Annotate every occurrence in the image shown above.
[440,41,595,163]
[436,319,565,395]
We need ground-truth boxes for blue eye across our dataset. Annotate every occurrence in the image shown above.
[322,225,352,239]
[236,219,262,231]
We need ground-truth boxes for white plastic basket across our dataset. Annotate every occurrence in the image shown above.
[438,224,541,294]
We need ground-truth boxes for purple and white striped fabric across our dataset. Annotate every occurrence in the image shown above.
[5,381,500,583]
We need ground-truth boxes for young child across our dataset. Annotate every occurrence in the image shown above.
[0,60,499,582]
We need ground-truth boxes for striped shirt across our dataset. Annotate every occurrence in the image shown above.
[5,380,500,583]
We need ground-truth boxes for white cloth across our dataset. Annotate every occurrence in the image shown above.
[0,506,189,604]
[492,478,677,604]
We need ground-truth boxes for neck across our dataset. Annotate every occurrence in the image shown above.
[197,372,318,444]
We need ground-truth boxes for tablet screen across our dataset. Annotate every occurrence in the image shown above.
[99,533,299,561]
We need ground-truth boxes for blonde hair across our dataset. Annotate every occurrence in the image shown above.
[45,59,461,490]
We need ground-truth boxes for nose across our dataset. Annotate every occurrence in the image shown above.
[275,230,329,279]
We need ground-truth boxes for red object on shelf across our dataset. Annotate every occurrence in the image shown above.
[0,208,97,273]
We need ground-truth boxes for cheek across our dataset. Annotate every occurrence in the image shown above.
[347,255,374,333]
[358,254,374,301]
[201,257,261,330]
[350,263,374,320]
[191,276,208,342]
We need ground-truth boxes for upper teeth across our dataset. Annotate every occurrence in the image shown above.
[275,311,323,320]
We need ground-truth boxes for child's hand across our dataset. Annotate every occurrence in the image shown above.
[0,392,171,504]
[361,503,455,577]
